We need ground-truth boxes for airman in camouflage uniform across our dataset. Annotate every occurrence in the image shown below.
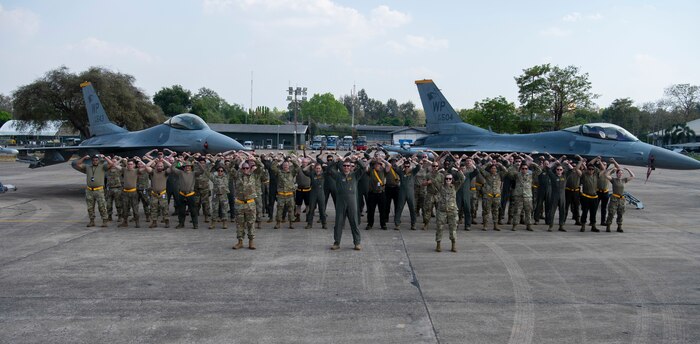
[118,158,142,228]
[604,158,634,233]
[194,158,212,223]
[136,160,152,222]
[230,152,264,249]
[105,159,124,222]
[143,158,170,228]
[479,157,508,231]
[208,163,230,229]
[72,154,113,227]
[508,156,541,231]
[422,159,443,230]
[271,155,299,229]
[414,161,428,219]
[433,165,465,253]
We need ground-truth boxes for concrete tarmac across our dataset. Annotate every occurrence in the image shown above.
[0,162,698,344]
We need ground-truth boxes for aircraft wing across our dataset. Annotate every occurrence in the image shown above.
[17,144,191,168]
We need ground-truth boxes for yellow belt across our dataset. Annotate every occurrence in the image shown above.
[612,193,624,199]
[87,186,104,191]
[597,189,609,193]
[278,191,294,196]
[123,188,137,193]
[151,190,166,196]
[297,187,311,192]
[532,185,539,188]
[470,187,476,191]
[486,193,501,198]
[566,187,580,192]
[580,192,598,199]
[179,191,195,197]
[235,199,255,204]
[475,182,483,186]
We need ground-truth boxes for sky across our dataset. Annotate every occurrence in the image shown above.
[1,0,698,112]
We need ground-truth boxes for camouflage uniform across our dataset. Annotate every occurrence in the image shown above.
[509,163,541,230]
[606,177,630,228]
[472,173,485,224]
[209,171,230,222]
[434,171,464,242]
[137,170,151,221]
[194,162,212,221]
[479,164,507,229]
[253,167,268,225]
[231,159,264,239]
[414,168,428,218]
[271,160,299,225]
[149,169,169,225]
[422,170,443,228]
[121,168,140,225]
[105,167,123,221]
[75,160,109,223]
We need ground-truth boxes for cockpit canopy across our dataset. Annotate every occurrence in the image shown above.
[563,123,638,141]
[164,113,209,130]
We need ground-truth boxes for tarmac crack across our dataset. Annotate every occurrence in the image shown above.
[397,229,441,344]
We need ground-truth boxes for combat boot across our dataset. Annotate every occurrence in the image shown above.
[164,219,170,228]
[248,239,256,250]
[274,221,280,229]
[256,222,261,229]
[464,225,470,231]
[204,215,209,223]
[617,224,623,233]
[511,225,517,231]
[149,220,158,228]
[422,223,428,231]
[193,222,198,229]
[558,225,566,232]
[606,224,611,232]
[232,239,244,250]
[353,244,362,251]
[222,220,228,229]
[451,239,457,253]
[330,243,340,250]
[548,225,553,232]
[86,219,95,227]
[322,222,327,229]
[482,224,488,231]
[289,221,294,229]
[101,219,109,227]
[591,224,599,232]
[411,224,416,230]
[175,222,184,229]
[580,224,585,232]
[134,218,140,228]
[526,225,533,232]
[209,221,217,230]
[394,225,400,231]
[435,241,442,252]
[267,217,273,223]
[118,218,128,228]
[493,224,500,231]
[107,215,113,222]
[574,217,582,226]
[305,223,312,229]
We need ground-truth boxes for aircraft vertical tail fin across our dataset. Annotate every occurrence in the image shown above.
[415,79,489,135]
[80,81,127,137]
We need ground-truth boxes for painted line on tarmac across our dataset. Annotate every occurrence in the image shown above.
[485,242,535,344]
[0,220,83,223]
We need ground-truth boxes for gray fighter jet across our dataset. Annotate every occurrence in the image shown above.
[386,79,700,170]
[19,81,247,169]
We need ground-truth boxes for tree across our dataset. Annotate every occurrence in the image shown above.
[190,87,227,123]
[0,110,11,127]
[153,85,192,116]
[516,64,598,130]
[602,98,644,135]
[12,66,164,138]
[663,84,700,122]
[662,123,696,145]
[462,96,518,133]
[0,93,12,113]
[398,101,419,126]
[301,93,350,125]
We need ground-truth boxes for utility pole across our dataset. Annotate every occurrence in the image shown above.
[286,85,307,152]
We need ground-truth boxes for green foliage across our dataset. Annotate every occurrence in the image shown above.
[0,110,11,127]
[11,66,164,138]
[0,94,12,113]
[663,84,700,121]
[463,96,519,133]
[153,85,192,116]
[301,93,350,125]
[516,64,598,130]
[661,123,696,145]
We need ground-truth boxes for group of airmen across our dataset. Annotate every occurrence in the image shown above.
[73,146,635,253]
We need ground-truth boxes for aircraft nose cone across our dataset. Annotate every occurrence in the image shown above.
[650,147,700,170]
[206,132,245,152]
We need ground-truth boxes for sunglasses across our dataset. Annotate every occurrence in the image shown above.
[556,168,564,171]
[445,178,453,180]
[242,167,250,170]
[343,164,352,167]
